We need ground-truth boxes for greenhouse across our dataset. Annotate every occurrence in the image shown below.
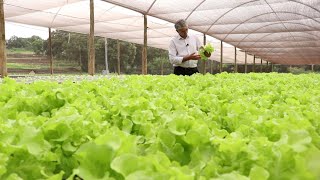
[0,0,320,179]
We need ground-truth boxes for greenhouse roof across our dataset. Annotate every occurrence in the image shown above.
[4,0,320,64]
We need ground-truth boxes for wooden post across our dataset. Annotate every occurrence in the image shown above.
[253,55,256,72]
[88,0,95,75]
[220,41,223,73]
[271,63,274,72]
[266,61,269,73]
[245,52,247,73]
[202,34,206,74]
[48,28,53,75]
[311,64,314,72]
[0,0,7,77]
[260,59,263,73]
[234,46,237,73]
[142,14,147,74]
[117,40,120,75]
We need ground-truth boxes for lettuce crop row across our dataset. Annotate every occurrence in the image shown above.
[0,73,320,179]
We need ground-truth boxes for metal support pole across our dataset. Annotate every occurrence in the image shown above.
[0,0,7,78]
[311,64,314,72]
[48,28,53,75]
[117,40,120,75]
[88,0,95,75]
[202,33,206,74]
[234,46,237,73]
[160,58,163,75]
[271,63,274,72]
[79,45,82,67]
[260,59,263,73]
[253,55,256,73]
[245,52,247,73]
[220,41,223,73]
[104,37,109,74]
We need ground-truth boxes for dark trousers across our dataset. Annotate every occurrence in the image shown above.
[174,66,199,76]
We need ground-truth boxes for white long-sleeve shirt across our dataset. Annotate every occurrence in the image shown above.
[168,34,202,68]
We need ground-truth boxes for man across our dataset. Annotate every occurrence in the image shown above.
[169,19,201,76]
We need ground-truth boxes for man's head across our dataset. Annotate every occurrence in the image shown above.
[175,19,188,39]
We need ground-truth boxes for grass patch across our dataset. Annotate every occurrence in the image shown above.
[7,48,34,54]
[54,60,81,68]
[8,63,45,69]
[8,61,81,70]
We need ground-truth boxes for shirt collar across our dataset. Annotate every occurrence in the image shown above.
[178,35,190,40]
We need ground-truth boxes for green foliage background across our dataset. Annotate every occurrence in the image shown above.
[7,30,172,74]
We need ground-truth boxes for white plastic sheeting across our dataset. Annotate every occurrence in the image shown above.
[4,0,320,64]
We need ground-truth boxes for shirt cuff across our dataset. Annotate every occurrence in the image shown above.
[176,57,183,64]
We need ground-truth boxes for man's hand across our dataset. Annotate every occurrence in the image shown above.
[182,53,201,62]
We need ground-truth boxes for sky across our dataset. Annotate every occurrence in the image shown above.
[5,22,49,40]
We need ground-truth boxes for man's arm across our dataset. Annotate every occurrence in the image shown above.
[182,53,201,62]
[169,40,201,65]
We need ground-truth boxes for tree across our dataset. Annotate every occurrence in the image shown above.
[105,39,137,74]
[29,36,45,55]
[147,47,171,75]
[45,30,171,74]
[133,45,171,74]
[148,56,172,75]
[7,36,28,49]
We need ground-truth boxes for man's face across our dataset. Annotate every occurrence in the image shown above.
[177,27,188,39]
